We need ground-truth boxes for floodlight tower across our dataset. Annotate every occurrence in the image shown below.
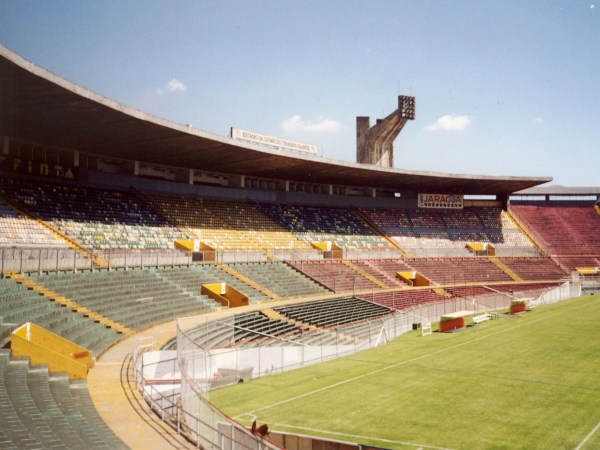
[356,95,415,167]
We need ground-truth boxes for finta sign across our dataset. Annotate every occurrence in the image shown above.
[0,156,77,180]
[231,127,318,155]
[418,193,463,209]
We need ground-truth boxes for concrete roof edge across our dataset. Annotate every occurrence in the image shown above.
[0,43,554,193]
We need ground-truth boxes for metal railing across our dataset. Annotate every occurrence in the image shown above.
[133,336,282,450]
[0,247,94,273]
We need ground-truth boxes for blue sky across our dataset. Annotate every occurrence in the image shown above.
[1,1,598,187]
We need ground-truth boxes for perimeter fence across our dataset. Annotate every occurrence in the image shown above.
[132,282,581,450]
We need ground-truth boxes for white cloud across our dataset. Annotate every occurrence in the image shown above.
[281,115,343,134]
[167,78,187,93]
[424,114,472,132]
[533,117,544,124]
[153,78,187,96]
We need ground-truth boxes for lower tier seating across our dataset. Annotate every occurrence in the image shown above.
[407,258,514,285]
[498,257,567,280]
[233,311,301,345]
[554,256,600,273]
[228,262,330,298]
[26,269,219,331]
[275,297,391,328]
[0,350,126,449]
[0,277,119,356]
[359,290,447,310]
[287,260,380,292]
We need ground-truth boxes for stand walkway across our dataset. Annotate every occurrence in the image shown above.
[87,320,194,450]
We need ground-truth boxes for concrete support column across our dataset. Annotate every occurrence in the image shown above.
[230,174,245,188]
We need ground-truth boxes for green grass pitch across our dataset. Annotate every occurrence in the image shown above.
[209,295,600,449]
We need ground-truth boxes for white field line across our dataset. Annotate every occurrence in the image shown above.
[269,422,455,450]
[247,299,593,416]
[574,419,600,450]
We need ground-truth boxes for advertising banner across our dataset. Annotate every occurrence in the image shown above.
[0,156,78,181]
[231,127,318,155]
[417,193,463,209]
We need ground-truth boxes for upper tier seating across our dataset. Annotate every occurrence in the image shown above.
[257,204,393,251]
[1,179,188,250]
[510,202,600,255]
[0,350,126,449]
[143,193,313,252]
[361,207,535,254]
[0,198,68,248]
[0,277,119,356]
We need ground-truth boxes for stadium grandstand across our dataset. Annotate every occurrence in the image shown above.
[1,43,599,449]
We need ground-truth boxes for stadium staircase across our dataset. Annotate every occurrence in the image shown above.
[156,265,270,303]
[432,286,452,298]
[5,273,133,335]
[352,209,412,257]
[341,260,389,289]
[262,308,318,332]
[506,208,547,254]
[216,264,282,301]
[488,257,524,281]
[270,306,359,345]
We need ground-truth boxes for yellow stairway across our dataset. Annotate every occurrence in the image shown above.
[263,307,357,344]
[216,264,281,301]
[506,209,544,253]
[341,260,389,289]
[433,287,452,298]
[262,308,318,331]
[488,257,524,282]
[352,209,413,258]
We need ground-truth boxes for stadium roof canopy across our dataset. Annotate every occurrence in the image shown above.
[0,44,552,195]
[515,185,600,197]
